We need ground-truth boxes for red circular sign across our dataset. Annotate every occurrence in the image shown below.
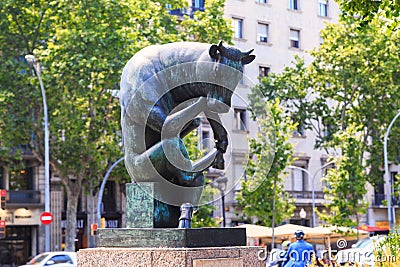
[40,212,53,225]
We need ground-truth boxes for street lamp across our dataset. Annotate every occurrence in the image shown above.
[25,54,51,252]
[384,111,400,230]
[289,161,334,228]
[299,208,307,226]
[211,176,228,227]
[97,157,125,227]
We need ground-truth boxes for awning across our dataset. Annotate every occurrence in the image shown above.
[358,225,389,232]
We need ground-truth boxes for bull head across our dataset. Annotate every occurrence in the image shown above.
[209,41,255,65]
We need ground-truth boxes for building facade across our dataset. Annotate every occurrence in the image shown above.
[217,0,343,227]
[0,152,125,265]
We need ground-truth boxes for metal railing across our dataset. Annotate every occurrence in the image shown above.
[372,193,400,206]
[288,190,325,199]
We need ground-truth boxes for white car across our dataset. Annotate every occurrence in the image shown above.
[18,251,77,267]
[335,236,385,266]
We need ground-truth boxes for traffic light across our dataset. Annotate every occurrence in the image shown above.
[0,190,6,209]
[91,223,98,236]
[100,218,106,228]
[0,220,6,239]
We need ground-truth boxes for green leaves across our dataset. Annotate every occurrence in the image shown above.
[318,125,368,226]
[1,0,234,250]
[237,99,296,226]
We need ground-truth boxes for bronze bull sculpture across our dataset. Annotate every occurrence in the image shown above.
[120,41,255,227]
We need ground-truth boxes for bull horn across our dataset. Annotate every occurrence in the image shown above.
[217,41,227,55]
[242,49,254,56]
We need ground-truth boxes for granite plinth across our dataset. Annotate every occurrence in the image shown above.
[126,182,181,228]
[77,246,264,267]
[97,228,246,248]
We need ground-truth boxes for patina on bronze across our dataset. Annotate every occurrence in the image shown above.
[120,41,255,227]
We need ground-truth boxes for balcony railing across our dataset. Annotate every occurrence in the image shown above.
[8,190,41,204]
[372,193,400,207]
[288,190,325,199]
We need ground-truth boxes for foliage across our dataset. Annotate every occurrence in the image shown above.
[375,230,400,267]
[180,0,233,44]
[309,19,400,186]
[192,203,221,228]
[0,0,234,251]
[317,125,368,227]
[256,18,400,225]
[236,98,295,226]
[337,0,400,29]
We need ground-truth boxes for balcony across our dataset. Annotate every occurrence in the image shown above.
[287,190,325,205]
[371,193,400,207]
[288,190,325,199]
[8,190,41,205]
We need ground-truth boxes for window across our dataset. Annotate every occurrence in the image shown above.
[289,0,299,10]
[234,108,247,131]
[318,0,328,17]
[103,181,116,212]
[319,35,324,45]
[0,167,3,188]
[292,168,306,191]
[257,23,268,43]
[259,66,270,78]
[293,122,305,137]
[290,29,300,48]
[201,131,211,151]
[193,0,205,11]
[9,167,34,191]
[49,255,73,264]
[233,18,243,39]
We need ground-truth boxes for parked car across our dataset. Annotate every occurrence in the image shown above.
[335,236,386,267]
[18,251,77,267]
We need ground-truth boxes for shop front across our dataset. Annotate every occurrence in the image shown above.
[0,208,41,266]
[61,212,87,251]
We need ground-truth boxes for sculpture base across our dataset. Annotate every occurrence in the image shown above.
[77,246,264,267]
[97,228,246,248]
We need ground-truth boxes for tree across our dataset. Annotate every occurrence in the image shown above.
[309,19,400,186]
[0,0,233,251]
[180,0,233,44]
[317,125,368,227]
[237,97,296,227]
[255,18,400,225]
[337,0,400,28]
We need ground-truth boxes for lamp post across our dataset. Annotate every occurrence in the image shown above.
[384,111,400,230]
[97,157,125,227]
[25,54,51,252]
[299,208,307,226]
[211,176,228,227]
[289,161,334,228]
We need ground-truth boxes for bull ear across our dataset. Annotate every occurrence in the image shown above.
[209,44,220,60]
[241,55,255,65]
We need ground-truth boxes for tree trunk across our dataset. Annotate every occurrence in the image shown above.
[64,181,81,252]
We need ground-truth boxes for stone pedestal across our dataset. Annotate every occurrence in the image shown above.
[77,246,264,267]
[126,182,181,228]
[78,183,260,266]
[97,228,246,248]
[125,182,155,228]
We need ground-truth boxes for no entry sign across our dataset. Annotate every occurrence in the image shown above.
[40,212,53,225]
